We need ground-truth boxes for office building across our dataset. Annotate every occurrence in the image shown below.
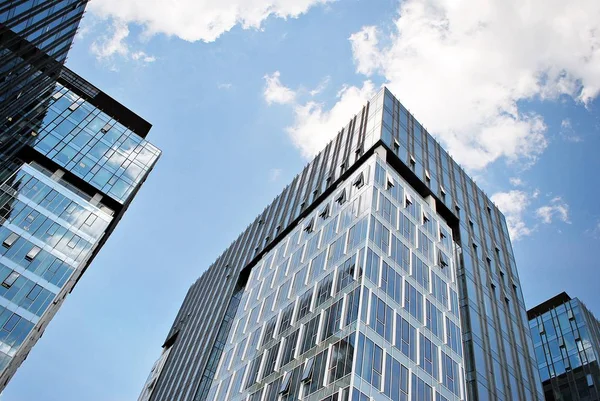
[1,0,89,134]
[0,0,161,392]
[0,46,160,396]
[141,87,542,401]
[528,293,600,401]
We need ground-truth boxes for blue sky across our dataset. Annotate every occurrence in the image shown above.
[4,0,600,400]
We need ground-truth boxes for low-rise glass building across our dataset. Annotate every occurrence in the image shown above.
[528,293,600,401]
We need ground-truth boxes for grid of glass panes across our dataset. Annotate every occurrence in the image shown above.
[352,157,464,401]
[28,82,160,203]
[205,164,374,401]
[377,88,542,400]
[0,163,111,371]
[530,298,599,383]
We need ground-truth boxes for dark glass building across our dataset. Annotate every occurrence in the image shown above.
[0,66,160,391]
[528,293,600,401]
[0,0,162,392]
[0,0,89,136]
[141,88,542,401]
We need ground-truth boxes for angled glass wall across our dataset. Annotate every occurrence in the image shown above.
[529,293,600,401]
[201,154,465,401]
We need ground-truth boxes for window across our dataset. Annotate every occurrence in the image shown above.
[411,255,430,291]
[262,341,281,379]
[26,246,41,261]
[446,317,462,356]
[0,204,12,218]
[279,303,295,335]
[323,300,343,340]
[301,358,314,382]
[328,334,354,383]
[419,334,438,379]
[404,281,423,323]
[379,195,397,227]
[386,174,395,190]
[442,352,459,395]
[399,214,415,246]
[395,314,416,361]
[335,189,346,205]
[345,287,361,326]
[418,231,433,261]
[319,204,330,219]
[301,316,320,354]
[297,290,313,321]
[431,272,448,308]
[438,250,449,268]
[279,371,292,394]
[365,248,380,284]
[369,216,390,254]
[381,261,402,305]
[2,271,20,289]
[68,102,80,111]
[2,314,21,332]
[353,173,364,189]
[3,232,19,248]
[412,374,433,401]
[391,235,410,273]
[370,294,393,342]
[245,354,262,389]
[262,316,277,347]
[101,123,112,133]
[426,300,443,339]
[356,333,383,390]
[336,257,356,294]
[315,274,333,308]
[281,330,299,367]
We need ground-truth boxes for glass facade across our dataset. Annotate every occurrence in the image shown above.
[0,0,160,392]
[202,157,464,401]
[0,0,89,134]
[145,87,541,401]
[27,82,160,203]
[528,293,600,401]
[0,162,112,370]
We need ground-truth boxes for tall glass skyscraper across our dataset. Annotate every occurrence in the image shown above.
[528,293,600,401]
[0,0,161,391]
[1,0,89,133]
[0,67,160,391]
[141,88,542,401]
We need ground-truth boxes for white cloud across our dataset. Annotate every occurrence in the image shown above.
[491,190,532,240]
[269,168,282,182]
[263,72,375,157]
[218,83,233,90]
[509,177,524,187]
[90,19,156,66]
[349,26,381,76]
[263,71,296,105]
[131,51,156,63]
[90,19,130,60]
[560,118,583,142]
[536,197,570,224]
[88,0,333,43]
[309,76,331,96]
[287,81,376,158]
[347,0,600,170]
